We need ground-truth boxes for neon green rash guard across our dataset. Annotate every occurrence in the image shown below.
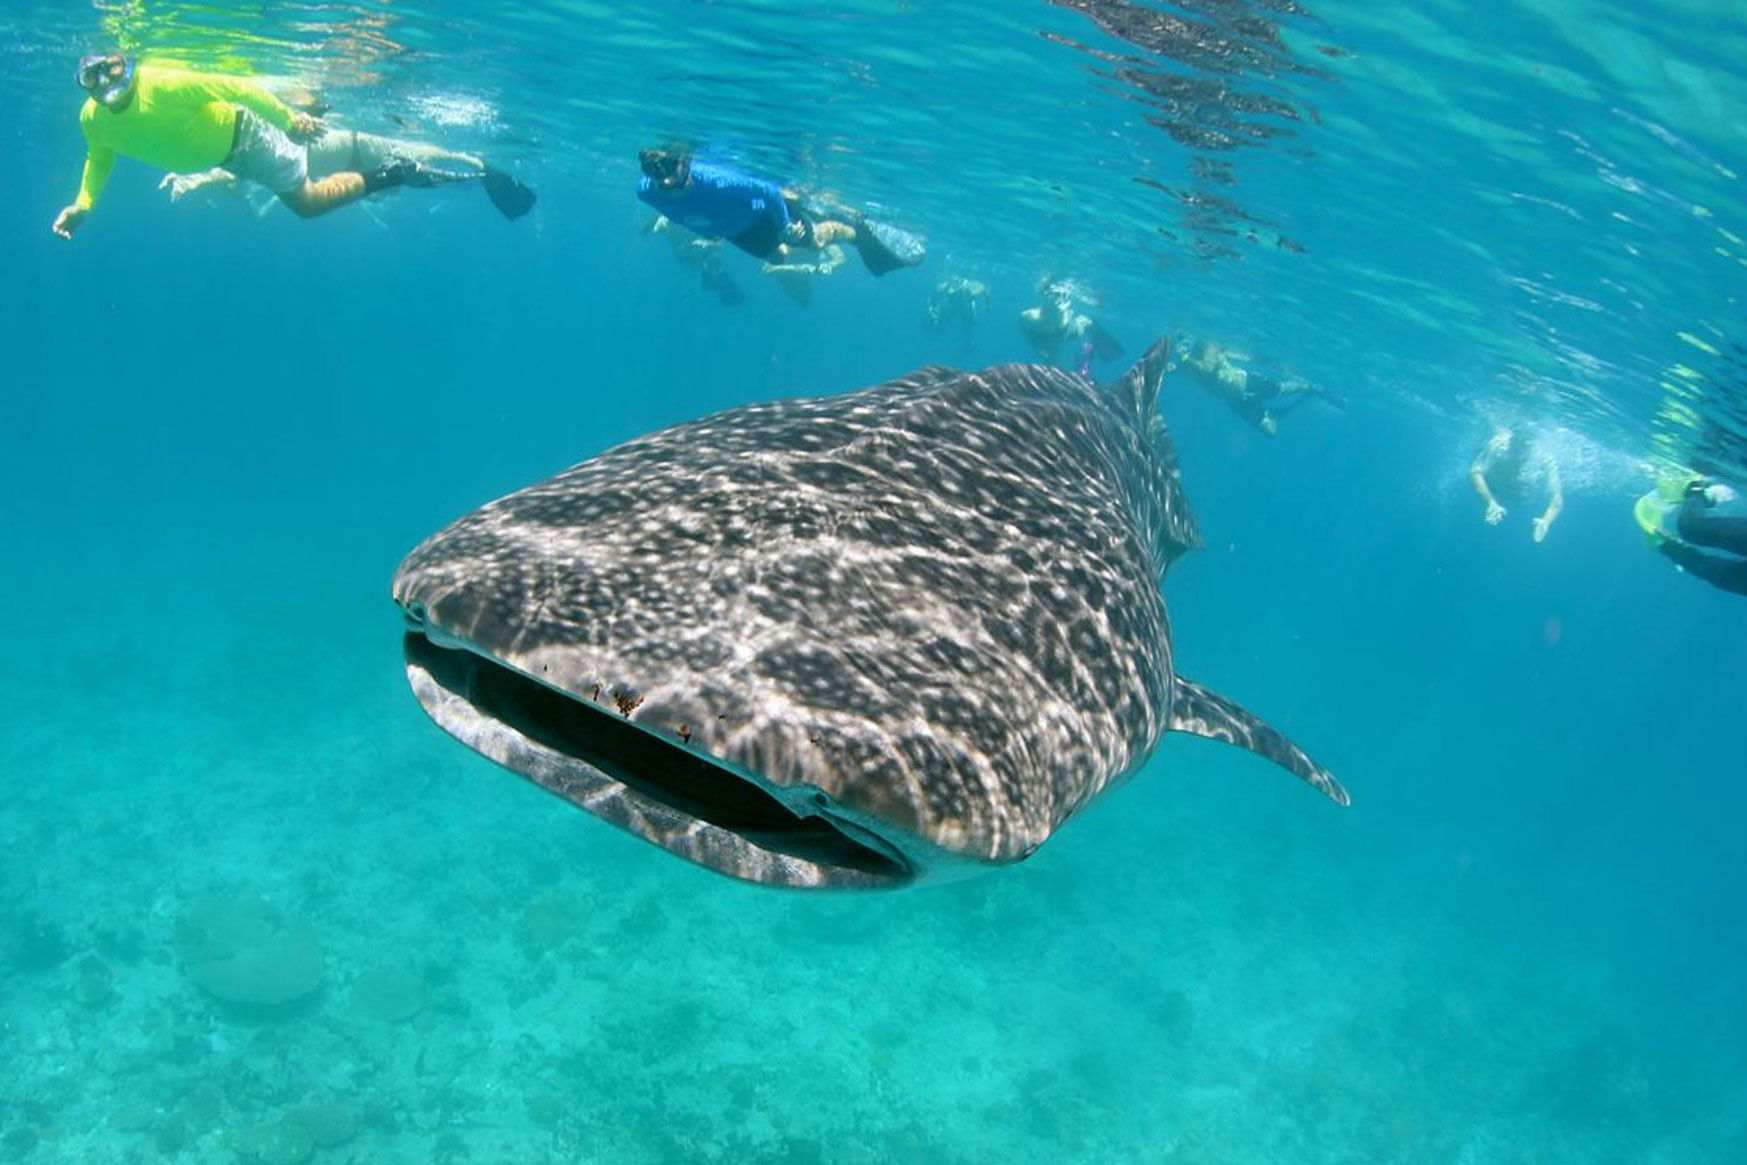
[72,66,298,211]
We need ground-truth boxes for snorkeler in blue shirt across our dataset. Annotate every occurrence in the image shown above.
[636,146,924,276]
[637,153,796,257]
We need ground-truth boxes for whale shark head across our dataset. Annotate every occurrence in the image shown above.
[392,341,1345,889]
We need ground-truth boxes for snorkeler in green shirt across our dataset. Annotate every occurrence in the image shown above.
[52,53,433,240]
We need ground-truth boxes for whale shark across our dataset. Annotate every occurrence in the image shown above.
[392,339,1347,888]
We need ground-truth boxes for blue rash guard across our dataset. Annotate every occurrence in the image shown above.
[636,160,791,256]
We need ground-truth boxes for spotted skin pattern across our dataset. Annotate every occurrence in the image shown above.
[393,340,1345,888]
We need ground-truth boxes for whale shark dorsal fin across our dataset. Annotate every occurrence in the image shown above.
[1109,337,1203,563]
[1111,337,1174,422]
[1170,677,1350,806]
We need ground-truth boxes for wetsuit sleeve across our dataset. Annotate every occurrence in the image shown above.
[74,103,116,210]
[76,149,117,209]
[200,75,298,131]
[635,175,667,213]
[1676,494,1747,556]
[1660,540,1747,596]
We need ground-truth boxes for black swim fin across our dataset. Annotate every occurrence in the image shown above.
[701,268,746,307]
[482,168,537,220]
[852,219,926,276]
[772,272,816,306]
[1087,321,1125,361]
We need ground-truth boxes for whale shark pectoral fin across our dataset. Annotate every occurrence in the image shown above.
[1170,677,1350,807]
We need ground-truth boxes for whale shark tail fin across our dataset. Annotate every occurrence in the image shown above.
[1113,336,1173,423]
[1170,677,1349,806]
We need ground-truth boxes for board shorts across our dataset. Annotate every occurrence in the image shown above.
[223,107,308,195]
[725,211,788,261]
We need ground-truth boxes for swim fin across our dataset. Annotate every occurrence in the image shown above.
[1086,320,1125,361]
[771,271,816,306]
[482,168,537,220]
[851,218,926,276]
[701,267,746,307]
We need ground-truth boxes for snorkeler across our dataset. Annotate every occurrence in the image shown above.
[924,275,989,339]
[52,53,438,240]
[1637,476,1747,596]
[762,243,850,305]
[163,124,537,220]
[635,146,925,277]
[643,213,748,306]
[1018,277,1123,369]
[1470,425,1564,543]
[1173,336,1346,437]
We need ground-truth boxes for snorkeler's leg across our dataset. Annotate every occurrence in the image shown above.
[278,173,370,217]
[233,109,390,218]
[280,159,434,217]
[809,218,858,246]
[1269,386,1317,417]
[397,141,487,174]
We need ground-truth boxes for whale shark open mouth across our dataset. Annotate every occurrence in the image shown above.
[401,628,919,889]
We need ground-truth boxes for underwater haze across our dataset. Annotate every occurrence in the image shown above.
[2,1,1745,1162]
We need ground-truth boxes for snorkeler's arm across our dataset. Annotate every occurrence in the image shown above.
[160,167,237,200]
[1469,450,1507,524]
[1659,540,1747,596]
[200,75,300,131]
[55,117,115,237]
[71,103,118,211]
[1469,440,1501,504]
[1536,458,1564,530]
[74,145,118,211]
[1468,463,1494,503]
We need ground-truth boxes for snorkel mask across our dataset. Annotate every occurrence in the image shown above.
[638,148,691,191]
[76,53,137,110]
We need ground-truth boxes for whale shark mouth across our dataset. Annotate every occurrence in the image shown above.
[400,629,922,889]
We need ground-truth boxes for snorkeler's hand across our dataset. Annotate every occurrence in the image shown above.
[1484,500,1506,525]
[1532,514,1552,542]
[287,112,322,142]
[159,173,202,201]
[51,204,87,240]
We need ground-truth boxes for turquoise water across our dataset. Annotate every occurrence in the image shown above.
[2,1,1745,1161]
